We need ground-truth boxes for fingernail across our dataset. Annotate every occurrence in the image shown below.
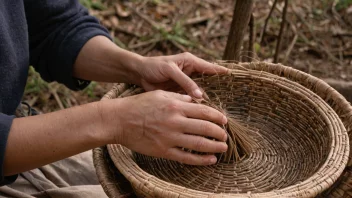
[183,95,192,101]
[210,156,217,164]
[221,143,228,152]
[222,115,227,124]
[223,133,228,142]
[193,89,203,98]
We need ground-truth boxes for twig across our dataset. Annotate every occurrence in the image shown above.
[115,26,141,38]
[183,15,213,26]
[283,24,298,63]
[201,0,222,7]
[169,35,221,58]
[140,42,157,55]
[111,31,127,49]
[333,32,352,37]
[291,4,343,65]
[170,40,187,52]
[195,44,221,59]
[260,0,278,43]
[205,17,219,35]
[28,96,38,107]
[274,0,289,63]
[247,14,255,62]
[65,98,72,108]
[128,5,164,31]
[331,0,347,27]
[307,61,313,74]
[48,84,64,110]
[99,8,116,17]
[207,31,229,39]
[128,38,161,49]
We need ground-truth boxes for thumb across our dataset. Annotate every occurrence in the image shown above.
[167,62,203,98]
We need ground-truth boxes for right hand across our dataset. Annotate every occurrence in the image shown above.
[101,90,228,165]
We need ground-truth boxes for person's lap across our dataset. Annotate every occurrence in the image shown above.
[0,150,107,198]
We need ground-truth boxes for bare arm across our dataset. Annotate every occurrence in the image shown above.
[73,36,142,85]
[73,36,229,98]
[3,101,109,176]
[4,90,227,176]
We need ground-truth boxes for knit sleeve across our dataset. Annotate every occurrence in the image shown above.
[0,114,18,186]
[24,0,112,90]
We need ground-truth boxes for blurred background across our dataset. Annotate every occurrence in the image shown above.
[24,0,352,113]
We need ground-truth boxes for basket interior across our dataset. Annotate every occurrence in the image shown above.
[125,72,335,194]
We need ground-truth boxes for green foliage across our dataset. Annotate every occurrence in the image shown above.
[79,0,106,10]
[83,81,98,99]
[172,21,185,37]
[25,67,48,94]
[254,43,261,53]
[336,0,352,10]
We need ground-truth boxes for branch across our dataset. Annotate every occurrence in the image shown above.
[283,24,298,63]
[247,14,255,62]
[260,0,278,43]
[274,0,289,63]
[223,0,254,61]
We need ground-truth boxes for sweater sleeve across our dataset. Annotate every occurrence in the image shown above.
[24,0,112,90]
[0,114,18,185]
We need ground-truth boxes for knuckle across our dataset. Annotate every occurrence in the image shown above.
[166,100,180,111]
[153,90,165,97]
[166,116,181,127]
[180,154,192,164]
[164,149,173,159]
[200,106,211,117]
[200,121,211,134]
[184,80,196,90]
[182,52,193,58]
[167,62,178,71]
[195,138,206,151]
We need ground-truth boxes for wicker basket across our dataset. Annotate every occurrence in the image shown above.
[93,62,352,198]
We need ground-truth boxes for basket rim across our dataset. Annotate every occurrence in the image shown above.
[95,61,352,198]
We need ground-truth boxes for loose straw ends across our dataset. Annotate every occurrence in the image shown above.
[193,94,256,163]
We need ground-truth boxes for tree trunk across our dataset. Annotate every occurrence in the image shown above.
[223,0,254,61]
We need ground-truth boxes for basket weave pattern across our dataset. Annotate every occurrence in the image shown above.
[94,62,352,198]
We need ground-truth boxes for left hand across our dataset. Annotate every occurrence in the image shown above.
[136,52,229,98]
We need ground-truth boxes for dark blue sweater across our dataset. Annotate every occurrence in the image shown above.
[0,0,110,185]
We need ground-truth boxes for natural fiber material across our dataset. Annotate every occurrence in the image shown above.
[191,95,256,162]
[93,62,352,198]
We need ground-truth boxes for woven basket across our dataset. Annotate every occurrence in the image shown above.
[93,62,352,198]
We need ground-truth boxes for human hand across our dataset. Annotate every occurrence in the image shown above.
[101,90,228,165]
[135,52,229,98]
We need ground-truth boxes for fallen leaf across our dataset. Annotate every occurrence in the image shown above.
[102,19,112,28]
[110,16,119,29]
[115,4,131,17]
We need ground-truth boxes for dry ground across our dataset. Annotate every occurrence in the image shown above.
[24,0,352,112]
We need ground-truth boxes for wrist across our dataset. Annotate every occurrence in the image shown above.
[96,99,124,145]
[113,48,145,85]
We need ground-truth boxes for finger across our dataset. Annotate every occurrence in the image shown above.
[182,103,227,125]
[166,148,217,165]
[161,91,192,102]
[175,134,228,153]
[179,117,227,142]
[167,62,203,98]
[191,56,230,75]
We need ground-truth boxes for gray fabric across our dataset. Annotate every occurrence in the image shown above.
[0,150,107,198]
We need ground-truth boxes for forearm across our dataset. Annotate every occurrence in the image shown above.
[73,36,143,85]
[3,101,111,176]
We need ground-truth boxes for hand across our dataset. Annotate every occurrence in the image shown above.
[136,52,229,98]
[101,90,228,165]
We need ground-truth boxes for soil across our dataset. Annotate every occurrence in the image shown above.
[24,0,352,112]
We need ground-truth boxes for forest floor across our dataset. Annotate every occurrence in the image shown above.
[23,0,352,113]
